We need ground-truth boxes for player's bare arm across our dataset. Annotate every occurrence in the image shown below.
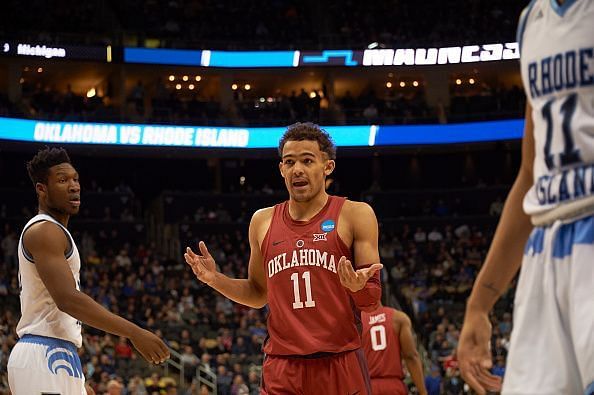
[185,207,271,308]
[336,200,382,310]
[25,221,170,364]
[395,311,428,395]
[458,102,536,394]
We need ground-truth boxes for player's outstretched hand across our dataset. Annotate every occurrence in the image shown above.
[337,256,382,292]
[458,311,502,395]
[130,328,170,365]
[185,241,217,286]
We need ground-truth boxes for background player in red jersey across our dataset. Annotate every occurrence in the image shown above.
[362,304,428,395]
[184,122,383,394]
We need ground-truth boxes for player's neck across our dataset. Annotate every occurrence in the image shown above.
[288,192,329,221]
[556,0,565,5]
[38,207,69,227]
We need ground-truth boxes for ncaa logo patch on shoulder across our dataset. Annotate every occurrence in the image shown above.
[321,219,335,232]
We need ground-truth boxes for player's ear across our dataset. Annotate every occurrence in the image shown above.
[279,161,285,178]
[324,160,335,176]
[35,182,47,197]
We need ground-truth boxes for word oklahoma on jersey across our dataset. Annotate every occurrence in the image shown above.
[262,196,361,356]
[362,307,404,380]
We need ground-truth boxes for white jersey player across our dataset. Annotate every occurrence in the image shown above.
[7,147,170,394]
[458,1,594,395]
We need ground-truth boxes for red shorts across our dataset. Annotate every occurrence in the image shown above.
[261,349,371,395]
[370,377,407,395]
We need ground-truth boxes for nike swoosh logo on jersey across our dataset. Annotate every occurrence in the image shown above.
[272,240,285,246]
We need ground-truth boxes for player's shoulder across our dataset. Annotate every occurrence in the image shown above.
[250,206,275,229]
[391,309,412,328]
[23,220,69,250]
[252,206,275,221]
[517,0,542,47]
[341,199,376,217]
[519,0,544,22]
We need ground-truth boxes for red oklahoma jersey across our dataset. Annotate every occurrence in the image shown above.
[362,306,405,379]
[261,195,361,356]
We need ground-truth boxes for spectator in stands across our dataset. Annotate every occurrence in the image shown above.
[0,230,17,268]
[106,379,124,395]
[425,365,443,395]
[217,365,233,394]
[489,196,504,216]
[231,374,250,395]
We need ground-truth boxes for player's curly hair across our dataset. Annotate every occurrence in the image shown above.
[26,147,71,185]
[278,122,336,160]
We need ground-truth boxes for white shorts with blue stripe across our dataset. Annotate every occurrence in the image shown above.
[8,334,86,395]
[502,216,594,395]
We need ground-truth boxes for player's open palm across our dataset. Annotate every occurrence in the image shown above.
[337,256,382,292]
[458,311,502,395]
[130,328,170,364]
[185,241,217,286]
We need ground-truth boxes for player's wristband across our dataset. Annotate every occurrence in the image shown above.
[348,269,381,311]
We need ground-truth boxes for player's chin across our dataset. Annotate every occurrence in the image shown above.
[291,192,311,202]
[68,206,81,215]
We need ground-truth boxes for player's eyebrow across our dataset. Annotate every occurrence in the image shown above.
[54,170,77,177]
[282,151,316,159]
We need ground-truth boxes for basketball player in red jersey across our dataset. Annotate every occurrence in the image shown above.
[185,122,383,394]
[362,304,428,395]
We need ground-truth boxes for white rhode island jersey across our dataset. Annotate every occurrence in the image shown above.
[519,0,594,224]
[16,214,83,347]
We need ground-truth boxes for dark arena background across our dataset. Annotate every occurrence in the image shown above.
[0,1,527,394]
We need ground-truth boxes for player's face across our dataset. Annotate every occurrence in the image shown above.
[279,140,335,202]
[39,163,81,215]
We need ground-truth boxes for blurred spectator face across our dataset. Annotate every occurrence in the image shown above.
[233,374,245,385]
[107,379,123,395]
[201,353,211,363]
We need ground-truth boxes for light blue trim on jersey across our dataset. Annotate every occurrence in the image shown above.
[19,334,83,379]
[585,380,594,395]
[550,0,579,17]
[552,216,594,258]
[516,0,538,54]
[524,227,545,255]
[574,216,594,244]
[525,216,594,257]
[553,223,575,258]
